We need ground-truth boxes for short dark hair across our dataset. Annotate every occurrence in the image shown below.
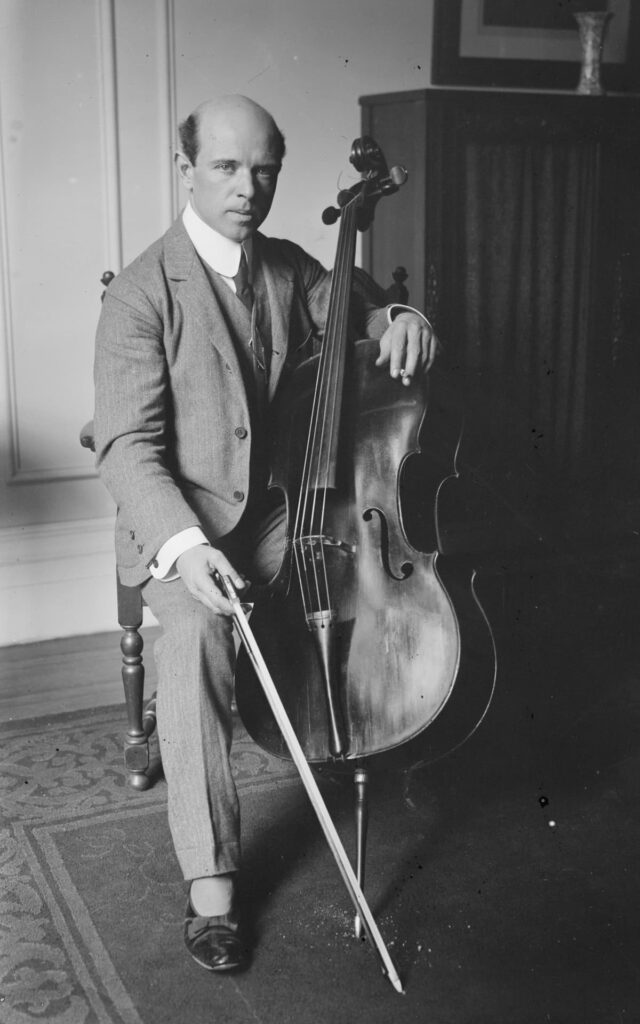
[178,113,200,165]
[177,109,286,166]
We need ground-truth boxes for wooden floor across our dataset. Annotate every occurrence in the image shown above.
[0,628,160,723]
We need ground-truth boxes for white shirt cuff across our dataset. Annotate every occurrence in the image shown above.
[387,304,432,327]
[149,526,209,581]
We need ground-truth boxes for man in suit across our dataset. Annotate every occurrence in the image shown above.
[94,94,437,973]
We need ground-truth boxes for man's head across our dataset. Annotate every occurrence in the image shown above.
[175,95,285,242]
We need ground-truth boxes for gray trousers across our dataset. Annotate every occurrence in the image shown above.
[142,504,286,881]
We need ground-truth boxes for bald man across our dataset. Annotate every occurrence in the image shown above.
[94,95,437,973]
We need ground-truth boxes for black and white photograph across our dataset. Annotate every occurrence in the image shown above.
[0,1,638,1021]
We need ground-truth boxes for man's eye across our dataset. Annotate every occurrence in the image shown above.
[214,162,235,173]
[257,167,278,181]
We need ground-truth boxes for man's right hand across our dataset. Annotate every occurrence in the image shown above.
[176,544,246,616]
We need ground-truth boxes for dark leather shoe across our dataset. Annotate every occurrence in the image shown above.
[184,898,250,973]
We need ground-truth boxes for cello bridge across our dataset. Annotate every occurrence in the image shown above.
[295,534,356,558]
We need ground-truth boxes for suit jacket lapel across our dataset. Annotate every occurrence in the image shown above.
[163,220,297,400]
[164,217,244,379]
[254,234,295,400]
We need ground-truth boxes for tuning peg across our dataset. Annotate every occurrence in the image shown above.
[322,206,341,225]
[377,165,408,195]
[389,165,408,186]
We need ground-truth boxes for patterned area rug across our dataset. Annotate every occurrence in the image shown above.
[2,671,639,1024]
[0,706,301,1023]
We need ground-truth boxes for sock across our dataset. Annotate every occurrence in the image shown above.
[189,873,235,917]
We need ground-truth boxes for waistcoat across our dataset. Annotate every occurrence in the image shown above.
[200,258,274,510]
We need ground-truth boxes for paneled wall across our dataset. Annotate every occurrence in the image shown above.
[0,0,433,644]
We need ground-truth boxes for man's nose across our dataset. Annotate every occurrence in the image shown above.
[236,168,255,198]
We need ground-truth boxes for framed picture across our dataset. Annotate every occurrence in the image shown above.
[432,0,640,92]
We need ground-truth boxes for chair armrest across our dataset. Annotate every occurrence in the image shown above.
[79,419,95,453]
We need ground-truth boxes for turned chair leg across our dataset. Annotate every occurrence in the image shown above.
[117,577,155,790]
[353,764,369,938]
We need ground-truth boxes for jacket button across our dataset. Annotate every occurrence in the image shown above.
[233,490,245,502]
[235,427,248,439]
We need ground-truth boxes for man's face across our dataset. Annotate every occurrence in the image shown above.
[178,105,281,242]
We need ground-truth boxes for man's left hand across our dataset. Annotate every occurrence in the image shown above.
[375,312,439,385]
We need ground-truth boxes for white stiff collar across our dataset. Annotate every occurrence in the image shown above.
[182,201,252,278]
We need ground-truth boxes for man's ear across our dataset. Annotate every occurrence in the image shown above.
[174,150,194,190]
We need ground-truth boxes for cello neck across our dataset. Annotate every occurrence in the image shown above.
[305,195,359,493]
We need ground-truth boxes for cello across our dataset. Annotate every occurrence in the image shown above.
[234,135,496,909]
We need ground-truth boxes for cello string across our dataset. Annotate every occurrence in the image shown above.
[308,210,345,611]
[314,197,355,506]
[293,192,360,618]
[297,233,341,612]
[312,198,353,532]
[315,199,358,614]
[293,227,345,615]
[293,310,330,617]
[319,201,356,535]
[294,258,333,614]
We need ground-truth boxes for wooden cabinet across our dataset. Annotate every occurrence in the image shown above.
[360,89,640,551]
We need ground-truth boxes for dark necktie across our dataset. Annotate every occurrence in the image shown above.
[233,248,254,311]
[233,247,268,397]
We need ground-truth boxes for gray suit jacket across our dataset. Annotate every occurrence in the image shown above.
[94,217,390,585]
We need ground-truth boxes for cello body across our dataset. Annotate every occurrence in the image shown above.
[235,338,497,768]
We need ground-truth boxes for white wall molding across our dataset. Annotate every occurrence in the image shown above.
[0,76,20,481]
[97,0,123,276]
[0,517,156,647]
[1,0,123,487]
[158,0,179,224]
[0,516,115,570]
[8,466,99,486]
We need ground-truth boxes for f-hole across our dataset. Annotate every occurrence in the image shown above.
[362,507,413,582]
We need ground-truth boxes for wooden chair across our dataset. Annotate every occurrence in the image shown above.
[81,265,409,790]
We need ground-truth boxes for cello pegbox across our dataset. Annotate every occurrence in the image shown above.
[349,136,387,178]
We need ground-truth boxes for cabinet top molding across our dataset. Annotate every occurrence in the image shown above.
[359,87,640,106]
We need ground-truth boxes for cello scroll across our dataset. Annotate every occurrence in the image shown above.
[322,136,408,230]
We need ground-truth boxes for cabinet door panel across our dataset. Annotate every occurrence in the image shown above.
[361,89,640,540]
